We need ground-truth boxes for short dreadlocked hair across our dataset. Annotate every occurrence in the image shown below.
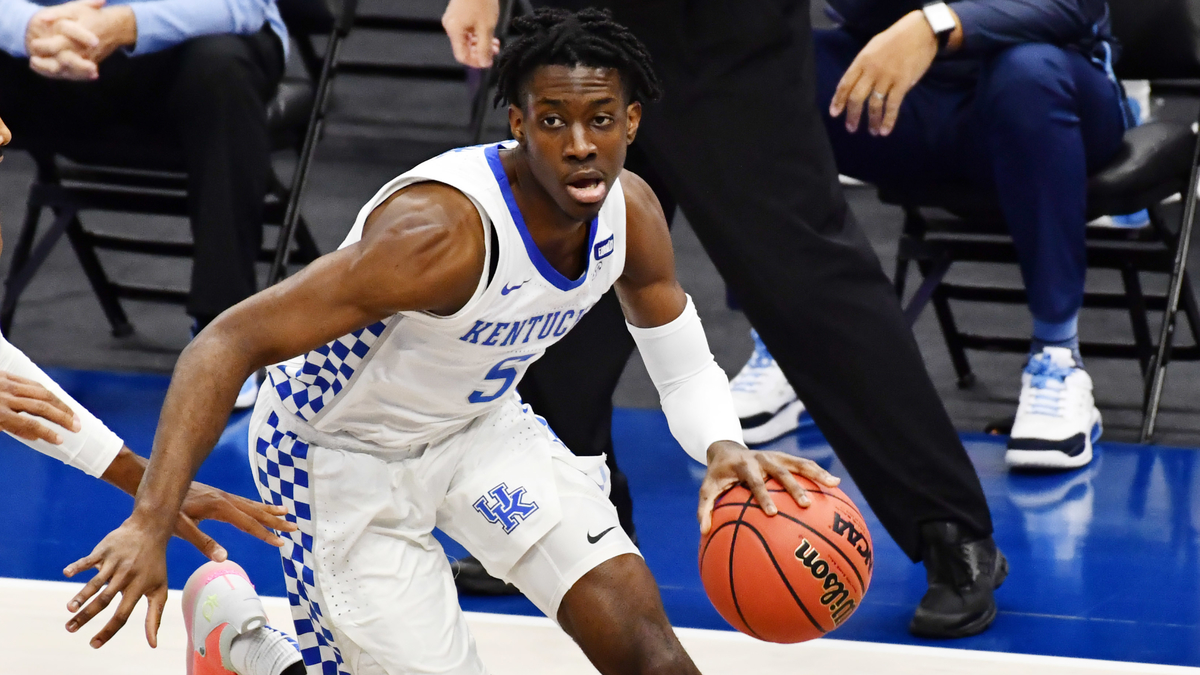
[493,8,662,109]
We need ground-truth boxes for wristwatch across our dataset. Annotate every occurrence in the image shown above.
[921,1,957,52]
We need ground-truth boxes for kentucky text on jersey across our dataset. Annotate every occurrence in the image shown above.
[458,309,588,346]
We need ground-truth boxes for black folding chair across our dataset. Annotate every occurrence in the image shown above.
[889,0,1200,441]
[0,0,351,336]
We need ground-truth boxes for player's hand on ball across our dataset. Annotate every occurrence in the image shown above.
[175,482,296,560]
[0,371,81,444]
[698,441,840,535]
[62,514,170,648]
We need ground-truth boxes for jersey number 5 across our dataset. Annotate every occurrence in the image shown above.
[468,354,535,404]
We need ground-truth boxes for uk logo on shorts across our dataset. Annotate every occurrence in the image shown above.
[474,482,539,533]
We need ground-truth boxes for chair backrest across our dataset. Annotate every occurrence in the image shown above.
[1110,0,1200,79]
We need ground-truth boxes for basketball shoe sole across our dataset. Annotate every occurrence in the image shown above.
[1006,408,1102,471]
[183,560,269,675]
[741,399,806,446]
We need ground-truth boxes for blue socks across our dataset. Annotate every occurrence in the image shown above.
[1031,314,1083,367]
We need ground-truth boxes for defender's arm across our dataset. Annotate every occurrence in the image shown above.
[64,182,487,648]
[614,172,839,533]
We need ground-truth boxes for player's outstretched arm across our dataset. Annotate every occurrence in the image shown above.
[614,172,840,534]
[62,182,488,649]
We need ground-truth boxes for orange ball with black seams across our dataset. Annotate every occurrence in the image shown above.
[699,476,873,643]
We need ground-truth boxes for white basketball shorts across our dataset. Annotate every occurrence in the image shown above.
[248,393,641,675]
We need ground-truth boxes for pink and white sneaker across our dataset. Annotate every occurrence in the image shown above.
[182,561,269,675]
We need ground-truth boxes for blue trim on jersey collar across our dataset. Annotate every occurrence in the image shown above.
[485,143,599,292]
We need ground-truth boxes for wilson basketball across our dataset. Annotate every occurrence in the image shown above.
[699,476,873,643]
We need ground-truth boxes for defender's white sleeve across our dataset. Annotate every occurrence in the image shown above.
[0,333,124,477]
[627,295,743,465]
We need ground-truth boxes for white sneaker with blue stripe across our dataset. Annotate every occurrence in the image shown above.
[730,330,806,445]
[1006,347,1102,471]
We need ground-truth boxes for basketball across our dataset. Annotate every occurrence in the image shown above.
[699,476,873,643]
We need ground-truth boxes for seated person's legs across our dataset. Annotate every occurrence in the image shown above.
[738,30,1126,471]
[974,43,1124,469]
[163,30,284,334]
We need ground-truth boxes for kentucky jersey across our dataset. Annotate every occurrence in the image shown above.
[264,141,626,451]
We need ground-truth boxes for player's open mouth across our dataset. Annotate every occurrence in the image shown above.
[565,176,607,204]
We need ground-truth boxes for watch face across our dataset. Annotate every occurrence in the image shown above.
[923,2,956,34]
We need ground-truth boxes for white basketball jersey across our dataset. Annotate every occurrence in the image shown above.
[265,141,627,450]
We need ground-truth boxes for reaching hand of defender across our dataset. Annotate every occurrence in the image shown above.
[175,482,295,561]
[0,371,81,444]
[697,441,841,534]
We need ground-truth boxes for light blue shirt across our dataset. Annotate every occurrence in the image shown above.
[0,0,288,59]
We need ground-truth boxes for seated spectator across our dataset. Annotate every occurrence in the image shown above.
[732,0,1131,471]
[0,0,289,408]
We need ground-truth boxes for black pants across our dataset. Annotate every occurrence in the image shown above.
[531,0,993,560]
[0,30,284,321]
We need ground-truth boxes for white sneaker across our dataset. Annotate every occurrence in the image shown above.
[1006,347,1102,471]
[233,373,261,411]
[730,330,806,445]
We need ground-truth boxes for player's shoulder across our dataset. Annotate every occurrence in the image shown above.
[619,168,668,233]
[619,168,657,216]
[359,181,485,271]
[365,181,480,241]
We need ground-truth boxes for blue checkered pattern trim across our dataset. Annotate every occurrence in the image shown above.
[253,411,349,675]
[269,320,391,422]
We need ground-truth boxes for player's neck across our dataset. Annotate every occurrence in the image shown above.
[503,148,592,280]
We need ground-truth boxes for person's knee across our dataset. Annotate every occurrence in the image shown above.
[171,35,269,114]
[558,555,696,675]
[981,43,1075,123]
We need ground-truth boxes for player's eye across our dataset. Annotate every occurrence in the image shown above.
[542,116,564,128]
[594,115,614,127]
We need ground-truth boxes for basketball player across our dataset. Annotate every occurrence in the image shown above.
[63,9,838,674]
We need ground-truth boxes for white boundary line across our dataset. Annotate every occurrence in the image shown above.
[7,577,1196,674]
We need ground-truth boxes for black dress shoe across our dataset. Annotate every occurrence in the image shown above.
[450,555,522,596]
[909,521,1008,639]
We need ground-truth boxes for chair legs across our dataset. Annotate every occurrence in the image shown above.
[1119,263,1154,378]
[0,195,51,333]
[1,193,133,337]
[63,216,133,337]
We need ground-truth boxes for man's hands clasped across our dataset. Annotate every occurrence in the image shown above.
[698,440,841,534]
[25,0,137,81]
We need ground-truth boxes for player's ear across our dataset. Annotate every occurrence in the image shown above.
[509,104,526,144]
[625,101,642,145]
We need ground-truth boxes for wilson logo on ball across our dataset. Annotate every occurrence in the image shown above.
[794,538,857,626]
[831,511,873,574]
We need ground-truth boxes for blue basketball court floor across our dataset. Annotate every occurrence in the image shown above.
[2,367,1199,669]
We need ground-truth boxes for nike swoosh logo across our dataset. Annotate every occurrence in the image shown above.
[587,526,617,544]
[501,280,530,295]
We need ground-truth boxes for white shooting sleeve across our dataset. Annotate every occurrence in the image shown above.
[0,332,124,477]
[627,295,744,465]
